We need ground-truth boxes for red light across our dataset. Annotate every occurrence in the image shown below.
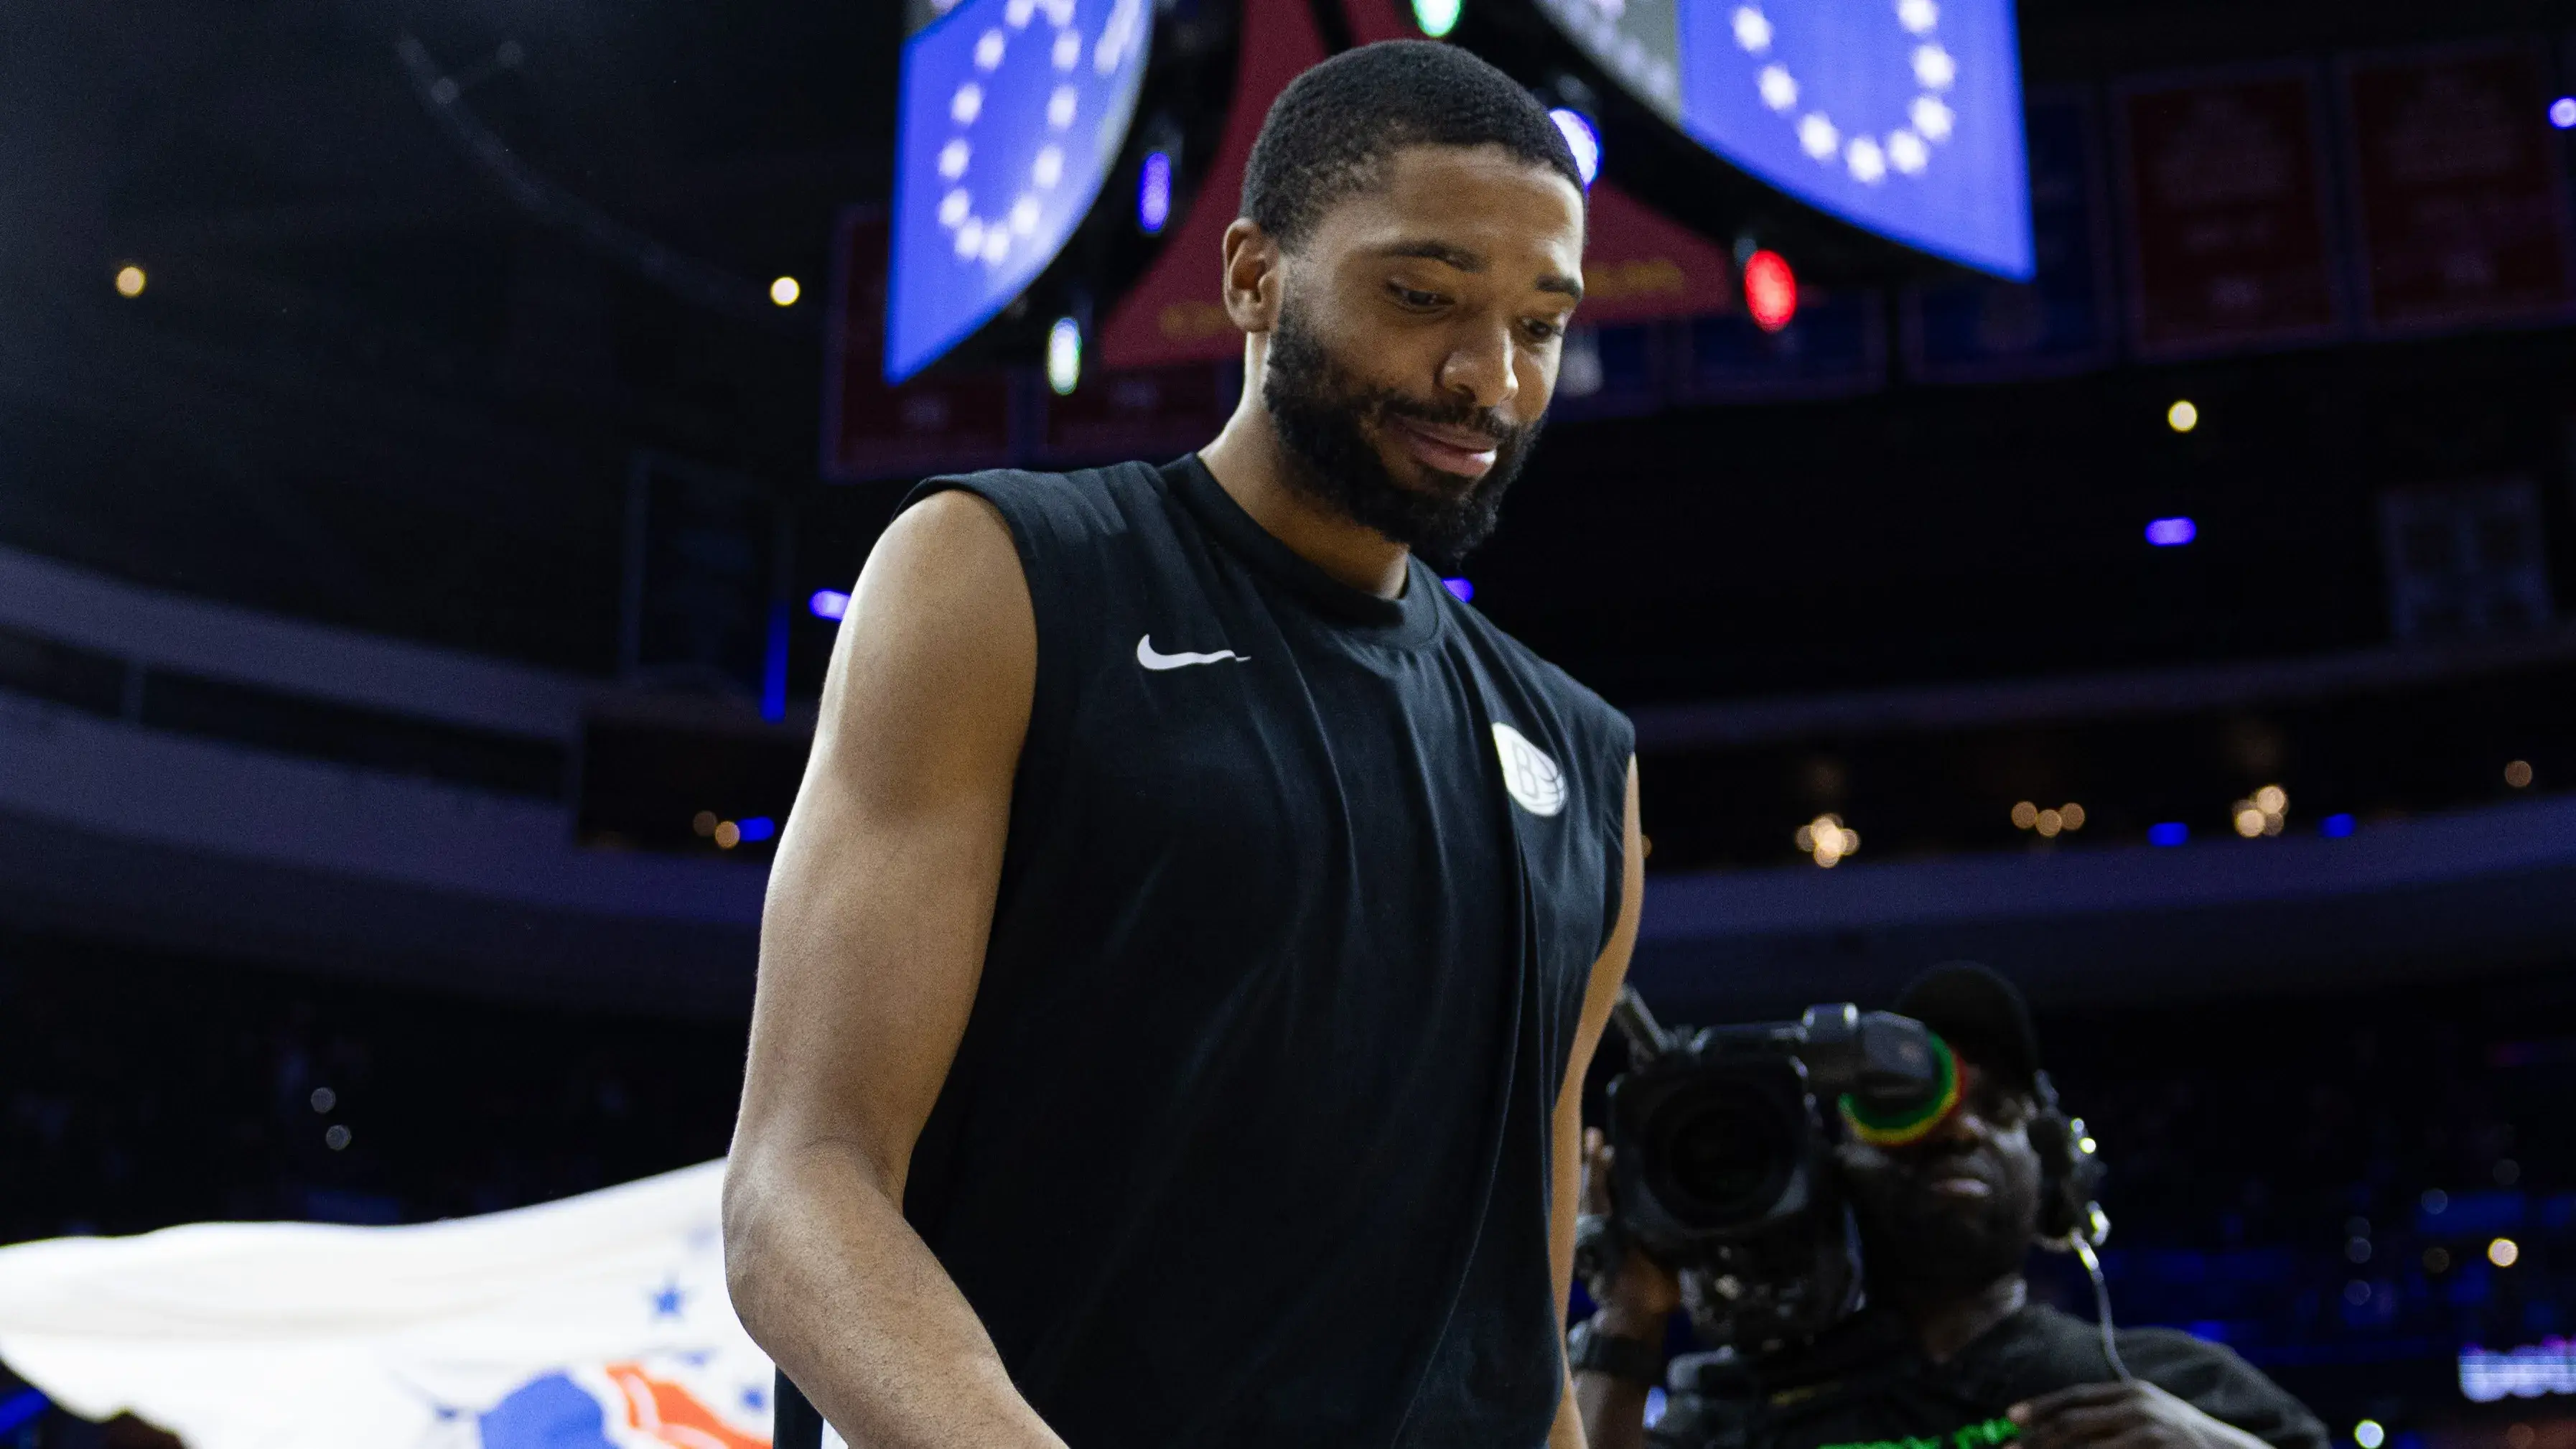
[1744,249,1797,332]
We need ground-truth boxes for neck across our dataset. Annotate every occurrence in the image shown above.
[1883,1271,2027,1364]
[1197,341,1411,600]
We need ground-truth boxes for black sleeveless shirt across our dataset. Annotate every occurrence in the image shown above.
[897,456,1633,1449]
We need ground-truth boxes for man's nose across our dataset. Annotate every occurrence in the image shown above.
[1437,322,1521,414]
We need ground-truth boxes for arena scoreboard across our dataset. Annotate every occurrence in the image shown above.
[887,0,1154,381]
[1528,0,2033,279]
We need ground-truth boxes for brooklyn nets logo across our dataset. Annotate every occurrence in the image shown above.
[1491,723,1568,818]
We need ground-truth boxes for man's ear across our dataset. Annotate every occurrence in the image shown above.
[1221,218,1283,335]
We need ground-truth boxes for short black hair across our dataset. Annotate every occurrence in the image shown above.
[1241,40,1584,249]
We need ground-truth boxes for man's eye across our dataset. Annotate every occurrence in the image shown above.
[1391,285,1443,308]
[1524,320,1564,343]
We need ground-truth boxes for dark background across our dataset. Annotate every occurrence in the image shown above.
[3,1,2576,1446]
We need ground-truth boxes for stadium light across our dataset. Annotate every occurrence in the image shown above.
[1744,249,1796,331]
[1137,149,1172,233]
[1549,108,1601,187]
[1047,315,1082,396]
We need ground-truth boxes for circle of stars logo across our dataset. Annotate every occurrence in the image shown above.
[1730,0,1957,187]
[933,0,1146,270]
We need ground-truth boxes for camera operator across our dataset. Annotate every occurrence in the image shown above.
[1573,964,2328,1449]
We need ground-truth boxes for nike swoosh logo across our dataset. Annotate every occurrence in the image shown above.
[1137,634,1247,671]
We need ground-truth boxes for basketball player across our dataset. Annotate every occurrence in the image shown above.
[724,40,1642,1449]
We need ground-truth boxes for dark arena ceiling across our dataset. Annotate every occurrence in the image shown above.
[1,0,2571,707]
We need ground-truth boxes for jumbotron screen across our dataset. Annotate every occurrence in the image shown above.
[886,0,1152,382]
[1532,0,2033,279]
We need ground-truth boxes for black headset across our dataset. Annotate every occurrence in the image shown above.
[2032,1068,2132,1379]
[2028,1068,2109,1251]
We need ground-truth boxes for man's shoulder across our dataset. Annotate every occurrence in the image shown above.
[2099,1318,2259,1379]
[901,458,1172,541]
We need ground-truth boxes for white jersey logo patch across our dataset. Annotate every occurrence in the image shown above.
[1491,722,1567,817]
[1136,634,1246,671]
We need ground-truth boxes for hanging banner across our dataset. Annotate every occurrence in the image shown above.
[1671,286,1886,402]
[1094,0,1325,371]
[822,210,1016,483]
[2116,66,2345,358]
[1038,362,1238,463]
[0,1163,773,1449]
[1574,187,1744,327]
[1904,90,2116,383]
[2338,40,2576,334]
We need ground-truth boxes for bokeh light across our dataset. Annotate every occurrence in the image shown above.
[1137,150,1172,233]
[1744,249,1798,332]
[1549,108,1602,187]
[1046,315,1082,396]
[1794,813,1859,867]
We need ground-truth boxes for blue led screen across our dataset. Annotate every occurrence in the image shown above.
[887,0,1152,382]
[1533,0,2033,279]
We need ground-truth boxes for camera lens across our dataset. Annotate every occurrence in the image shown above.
[1651,1091,1793,1229]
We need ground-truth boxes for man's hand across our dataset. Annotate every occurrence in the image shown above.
[2011,1381,2274,1449]
[1579,1127,1681,1337]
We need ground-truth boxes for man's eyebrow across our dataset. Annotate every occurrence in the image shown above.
[1376,241,1585,303]
[1375,239,1487,271]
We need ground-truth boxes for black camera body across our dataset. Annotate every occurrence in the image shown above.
[1600,1003,1949,1352]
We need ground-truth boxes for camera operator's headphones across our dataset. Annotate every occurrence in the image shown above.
[2029,1068,2109,1251]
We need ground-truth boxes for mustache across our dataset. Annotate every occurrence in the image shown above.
[1369,391,1521,447]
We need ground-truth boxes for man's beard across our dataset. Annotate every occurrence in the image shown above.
[1260,305,1542,572]
[1849,1170,2036,1297]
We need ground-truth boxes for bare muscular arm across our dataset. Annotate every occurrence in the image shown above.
[1550,758,1647,1449]
[721,490,1066,1449]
